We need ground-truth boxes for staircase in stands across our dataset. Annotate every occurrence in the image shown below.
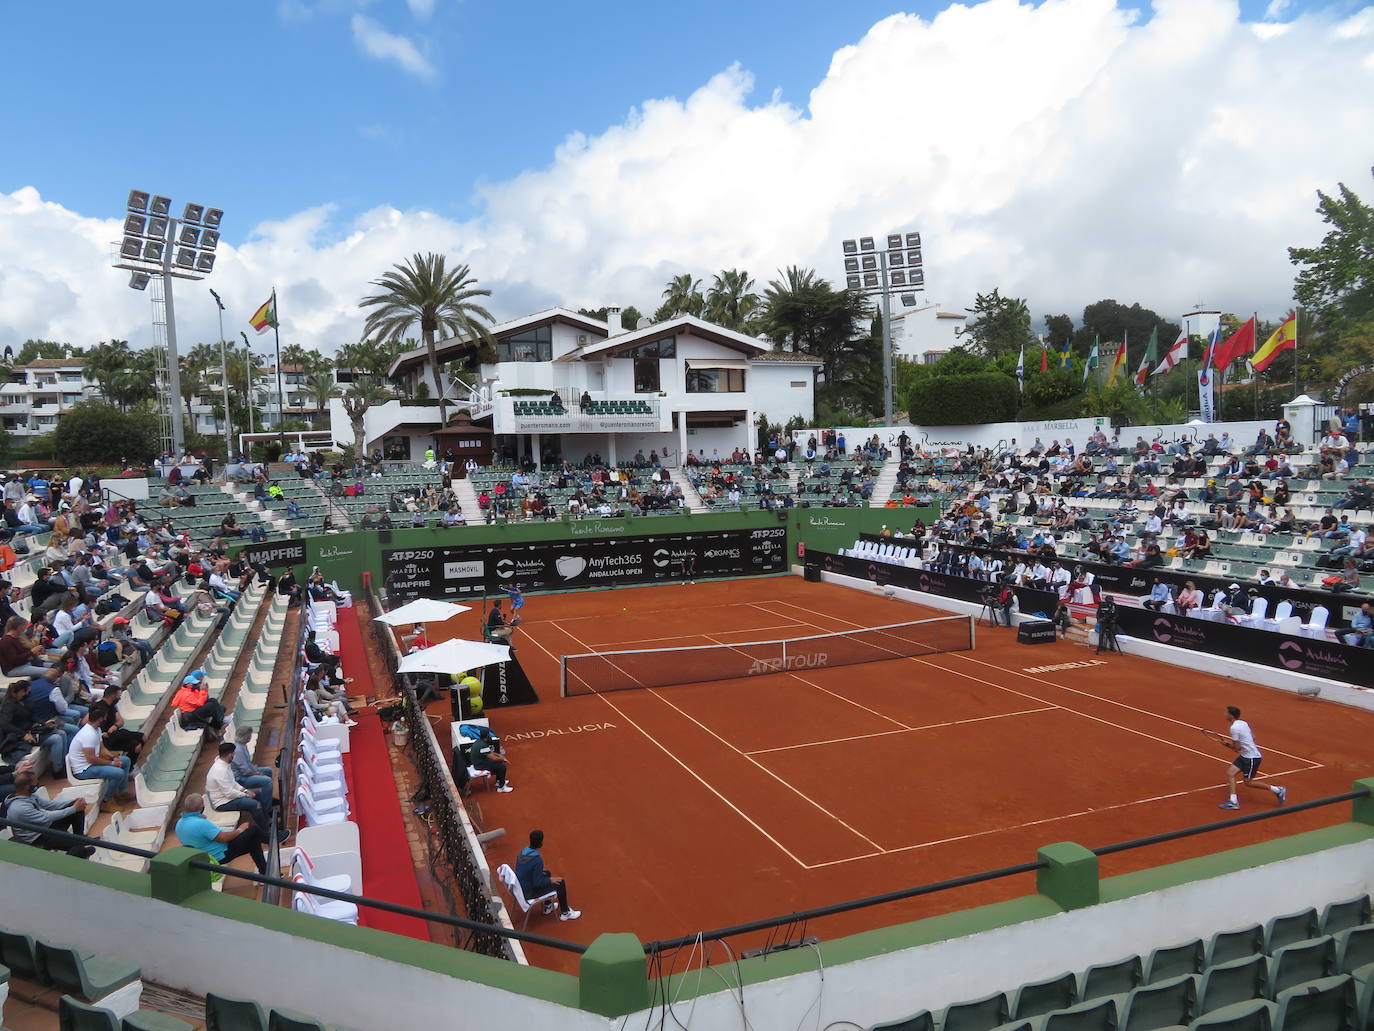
[667,467,708,513]
[450,475,480,519]
[868,452,905,507]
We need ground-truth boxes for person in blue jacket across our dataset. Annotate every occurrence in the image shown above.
[514,829,580,921]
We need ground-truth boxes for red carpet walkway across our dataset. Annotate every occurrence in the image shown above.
[335,607,431,940]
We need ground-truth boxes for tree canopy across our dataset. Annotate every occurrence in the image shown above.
[54,401,158,466]
[959,289,1033,358]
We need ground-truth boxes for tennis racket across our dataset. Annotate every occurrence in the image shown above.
[1200,728,1232,747]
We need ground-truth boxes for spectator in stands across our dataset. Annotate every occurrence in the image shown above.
[207,741,280,840]
[1337,479,1372,512]
[1341,603,1374,647]
[304,671,355,726]
[1220,582,1252,621]
[1325,558,1362,594]
[4,770,93,856]
[1,617,55,678]
[109,616,153,666]
[67,704,130,809]
[97,686,144,762]
[1172,581,1201,613]
[514,829,580,921]
[172,670,230,736]
[231,725,274,794]
[175,793,268,875]
[1142,577,1172,611]
[0,681,65,771]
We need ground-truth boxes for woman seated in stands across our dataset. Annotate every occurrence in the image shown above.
[1176,581,1203,613]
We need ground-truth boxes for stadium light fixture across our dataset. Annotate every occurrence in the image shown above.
[111,188,226,454]
[839,228,926,426]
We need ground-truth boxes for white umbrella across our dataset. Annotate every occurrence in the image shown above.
[374,598,471,626]
[397,638,510,676]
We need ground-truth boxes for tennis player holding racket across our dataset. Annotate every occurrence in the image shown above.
[1203,706,1287,810]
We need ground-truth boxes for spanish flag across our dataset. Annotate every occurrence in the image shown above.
[1251,313,1297,372]
[249,293,277,334]
[1106,337,1128,388]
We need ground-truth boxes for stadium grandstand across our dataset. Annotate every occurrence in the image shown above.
[2,398,1374,1031]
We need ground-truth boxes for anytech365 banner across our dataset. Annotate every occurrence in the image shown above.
[382,526,787,599]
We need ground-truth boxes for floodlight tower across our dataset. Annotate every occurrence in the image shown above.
[840,232,925,426]
[113,191,224,454]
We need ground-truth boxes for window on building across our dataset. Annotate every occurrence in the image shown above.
[495,325,552,362]
[685,368,746,393]
[625,337,675,359]
[381,435,411,460]
[634,357,660,393]
[790,380,807,388]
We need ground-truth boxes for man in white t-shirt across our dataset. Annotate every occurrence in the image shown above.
[1214,705,1286,810]
[67,704,131,808]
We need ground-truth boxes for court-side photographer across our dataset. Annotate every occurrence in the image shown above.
[1095,594,1120,653]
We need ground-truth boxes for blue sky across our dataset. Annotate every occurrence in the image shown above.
[0,0,1320,240]
[0,0,1368,353]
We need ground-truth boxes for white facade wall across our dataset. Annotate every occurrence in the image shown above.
[890,303,967,362]
[2,834,1370,1031]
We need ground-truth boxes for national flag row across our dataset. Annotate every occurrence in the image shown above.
[1021,312,1298,390]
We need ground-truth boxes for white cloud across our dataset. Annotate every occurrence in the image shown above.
[406,0,435,19]
[1263,0,1292,20]
[3,0,1373,358]
[350,14,435,80]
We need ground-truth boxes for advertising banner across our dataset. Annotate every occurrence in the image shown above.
[236,539,307,568]
[861,534,1364,631]
[382,525,789,600]
[1112,607,1374,688]
[812,550,1060,616]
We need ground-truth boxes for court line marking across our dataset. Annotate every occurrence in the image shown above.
[765,599,1323,769]
[801,765,1314,869]
[744,705,1057,755]
[644,685,887,853]
[699,633,912,732]
[581,623,809,649]
[524,588,1325,872]
[536,618,834,868]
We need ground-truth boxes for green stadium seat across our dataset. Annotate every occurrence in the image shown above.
[124,1007,200,1030]
[36,942,140,1008]
[206,993,268,1031]
[57,996,121,1031]
[1270,974,1359,1031]
[1320,898,1371,937]
[1187,999,1273,1031]
[869,1010,934,1031]
[1266,913,1321,955]
[1118,973,1198,1031]
[942,991,1010,1031]
[1210,928,1266,968]
[1268,938,1336,998]
[1081,957,1142,1002]
[1012,973,1079,1020]
[1334,926,1374,975]
[1145,941,1206,984]
[1031,997,1118,1031]
[0,927,44,983]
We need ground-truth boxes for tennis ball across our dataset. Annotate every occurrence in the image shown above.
[622,607,628,612]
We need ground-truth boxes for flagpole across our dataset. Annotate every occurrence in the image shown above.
[272,287,286,455]
[1252,311,1259,421]
[1294,306,1300,397]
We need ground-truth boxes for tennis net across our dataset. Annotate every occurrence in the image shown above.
[559,614,974,696]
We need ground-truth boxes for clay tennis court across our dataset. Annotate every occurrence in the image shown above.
[418,575,1374,973]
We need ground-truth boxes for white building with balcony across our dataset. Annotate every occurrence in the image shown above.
[888,302,967,364]
[0,358,96,440]
[331,308,820,467]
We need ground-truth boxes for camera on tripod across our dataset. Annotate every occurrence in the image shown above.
[1095,595,1121,653]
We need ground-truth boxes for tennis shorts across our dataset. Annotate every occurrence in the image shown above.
[1234,755,1262,778]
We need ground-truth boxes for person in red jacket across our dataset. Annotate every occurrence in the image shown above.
[171,669,229,735]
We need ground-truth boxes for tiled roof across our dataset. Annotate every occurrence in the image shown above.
[749,350,823,363]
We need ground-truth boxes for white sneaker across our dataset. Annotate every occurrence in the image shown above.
[496,785,514,793]
[542,900,558,915]
[559,909,581,921]
[344,720,359,727]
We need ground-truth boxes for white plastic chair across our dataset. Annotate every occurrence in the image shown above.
[1301,605,1330,640]
[296,760,347,804]
[496,862,557,929]
[299,734,343,774]
[292,844,354,895]
[1240,597,1269,627]
[292,873,358,924]
[295,786,347,827]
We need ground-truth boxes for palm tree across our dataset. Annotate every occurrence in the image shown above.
[762,266,824,351]
[341,379,392,457]
[705,269,759,331]
[179,363,206,427]
[304,370,339,428]
[660,273,704,319]
[359,253,496,426]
